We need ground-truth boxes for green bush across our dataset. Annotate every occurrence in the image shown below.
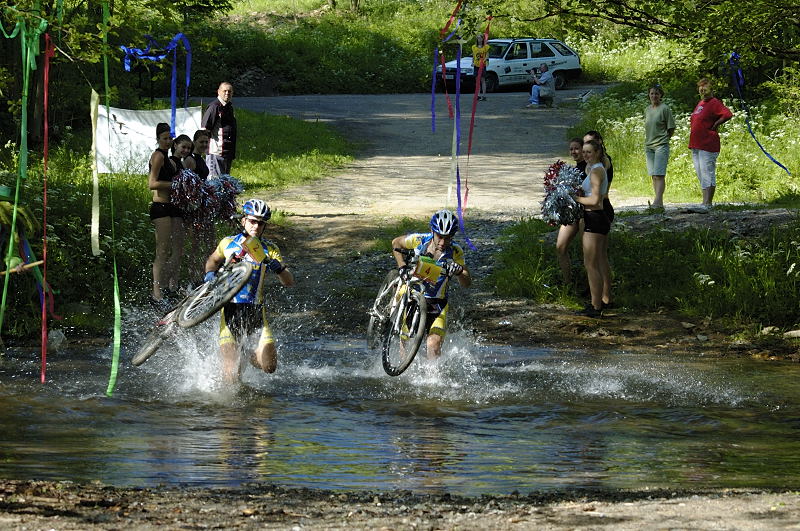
[491,217,800,328]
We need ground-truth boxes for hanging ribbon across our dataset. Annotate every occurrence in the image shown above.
[432,1,476,250]
[467,17,492,159]
[119,33,192,135]
[0,10,48,337]
[103,2,122,397]
[41,32,55,382]
[728,52,790,176]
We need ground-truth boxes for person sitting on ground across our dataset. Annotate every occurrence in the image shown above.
[527,63,555,107]
[391,209,472,359]
[203,199,294,383]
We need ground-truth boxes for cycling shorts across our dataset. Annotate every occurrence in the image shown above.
[219,303,274,348]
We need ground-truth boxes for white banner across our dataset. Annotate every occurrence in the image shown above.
[95,106,203,174]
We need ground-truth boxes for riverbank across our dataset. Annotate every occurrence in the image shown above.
[3,480,799,529]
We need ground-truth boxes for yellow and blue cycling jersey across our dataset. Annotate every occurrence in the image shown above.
[214,233,283,304]
[401,232,466,300]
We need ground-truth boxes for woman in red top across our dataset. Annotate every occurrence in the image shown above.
[689,78,733,210]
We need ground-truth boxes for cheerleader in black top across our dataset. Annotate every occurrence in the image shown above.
[148,123,184,305]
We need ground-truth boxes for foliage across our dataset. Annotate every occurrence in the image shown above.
[490,217,567,301]
[492,217,800,328]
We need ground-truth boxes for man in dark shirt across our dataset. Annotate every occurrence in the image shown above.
[202,81,237,174]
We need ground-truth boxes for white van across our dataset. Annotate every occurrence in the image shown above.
[437,38,582,91]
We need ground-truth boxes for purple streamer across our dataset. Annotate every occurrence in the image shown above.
[431,47,438,133]
[454,44,461,156]
[455,166,476,250]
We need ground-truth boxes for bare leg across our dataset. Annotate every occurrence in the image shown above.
[426,333,443,359]
[702,185,716,206]
[582,232,605,311]
[556,222,580,284]
[600,234,612,305]
[166,216,185,291]
[220,342,240,383]
[251,342,278,374]
[152,217,172,299]
[651,175,665,207]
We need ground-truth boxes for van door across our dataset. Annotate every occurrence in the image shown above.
[500,42,531,85]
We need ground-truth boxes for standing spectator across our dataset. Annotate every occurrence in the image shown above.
[472,34,489,101]
[689,78,733,211]
[644,85,675,209]
[584,130,613,308]
[527,64,554,107]
[147,123,183,307]
[574,139,611,318]
[556,137,587,284]
[202,82,237,174]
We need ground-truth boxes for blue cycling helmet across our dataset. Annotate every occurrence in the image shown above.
[242,198,271,220]
[430,209,458,236]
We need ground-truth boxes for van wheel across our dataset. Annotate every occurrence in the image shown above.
[554,72,566,90]
[484,73,498,93]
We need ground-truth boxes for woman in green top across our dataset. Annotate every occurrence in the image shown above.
[644,85,675,209]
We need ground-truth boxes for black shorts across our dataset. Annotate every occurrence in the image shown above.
[149,202,183,221]
[220,303,264,343]
[603,197,615,223]
[583,209,610,235]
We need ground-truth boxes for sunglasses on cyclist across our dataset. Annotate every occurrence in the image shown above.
[244,217,266,226]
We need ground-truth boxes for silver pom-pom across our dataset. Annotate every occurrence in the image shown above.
[540,161,584,226]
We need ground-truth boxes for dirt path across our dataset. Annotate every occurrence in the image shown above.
[237,88,596,218]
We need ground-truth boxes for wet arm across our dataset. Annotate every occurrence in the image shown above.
[204,251,225,273]
[277,267,295,287]
[391,236,409,268]
[455,265,472,288]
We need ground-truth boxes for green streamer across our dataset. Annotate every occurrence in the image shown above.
[0,11,47,336]
[103,1,122,396]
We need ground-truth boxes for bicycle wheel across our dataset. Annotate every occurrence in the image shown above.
[367,269,399,350]
[132,319,178,366]
[177,261,253,328]
[381,289,427,376]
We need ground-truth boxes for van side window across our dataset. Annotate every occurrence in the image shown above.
[531,43,556,58]
[507,43,528,60]
[549,42,575,56]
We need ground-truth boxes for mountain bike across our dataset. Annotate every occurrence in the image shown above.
[368,248,440,376]
[132,258,252,366]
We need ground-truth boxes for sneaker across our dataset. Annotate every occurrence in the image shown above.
[601,301,615,310]
[575,306,602,318]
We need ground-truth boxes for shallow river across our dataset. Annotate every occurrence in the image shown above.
[1,321,799,496]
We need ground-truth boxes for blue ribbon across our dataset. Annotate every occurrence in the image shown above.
[728,52,790,176]
[119,33,192,135]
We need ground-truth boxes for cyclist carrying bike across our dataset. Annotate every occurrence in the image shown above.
[203,199,294,382]
[391,209,471,359]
